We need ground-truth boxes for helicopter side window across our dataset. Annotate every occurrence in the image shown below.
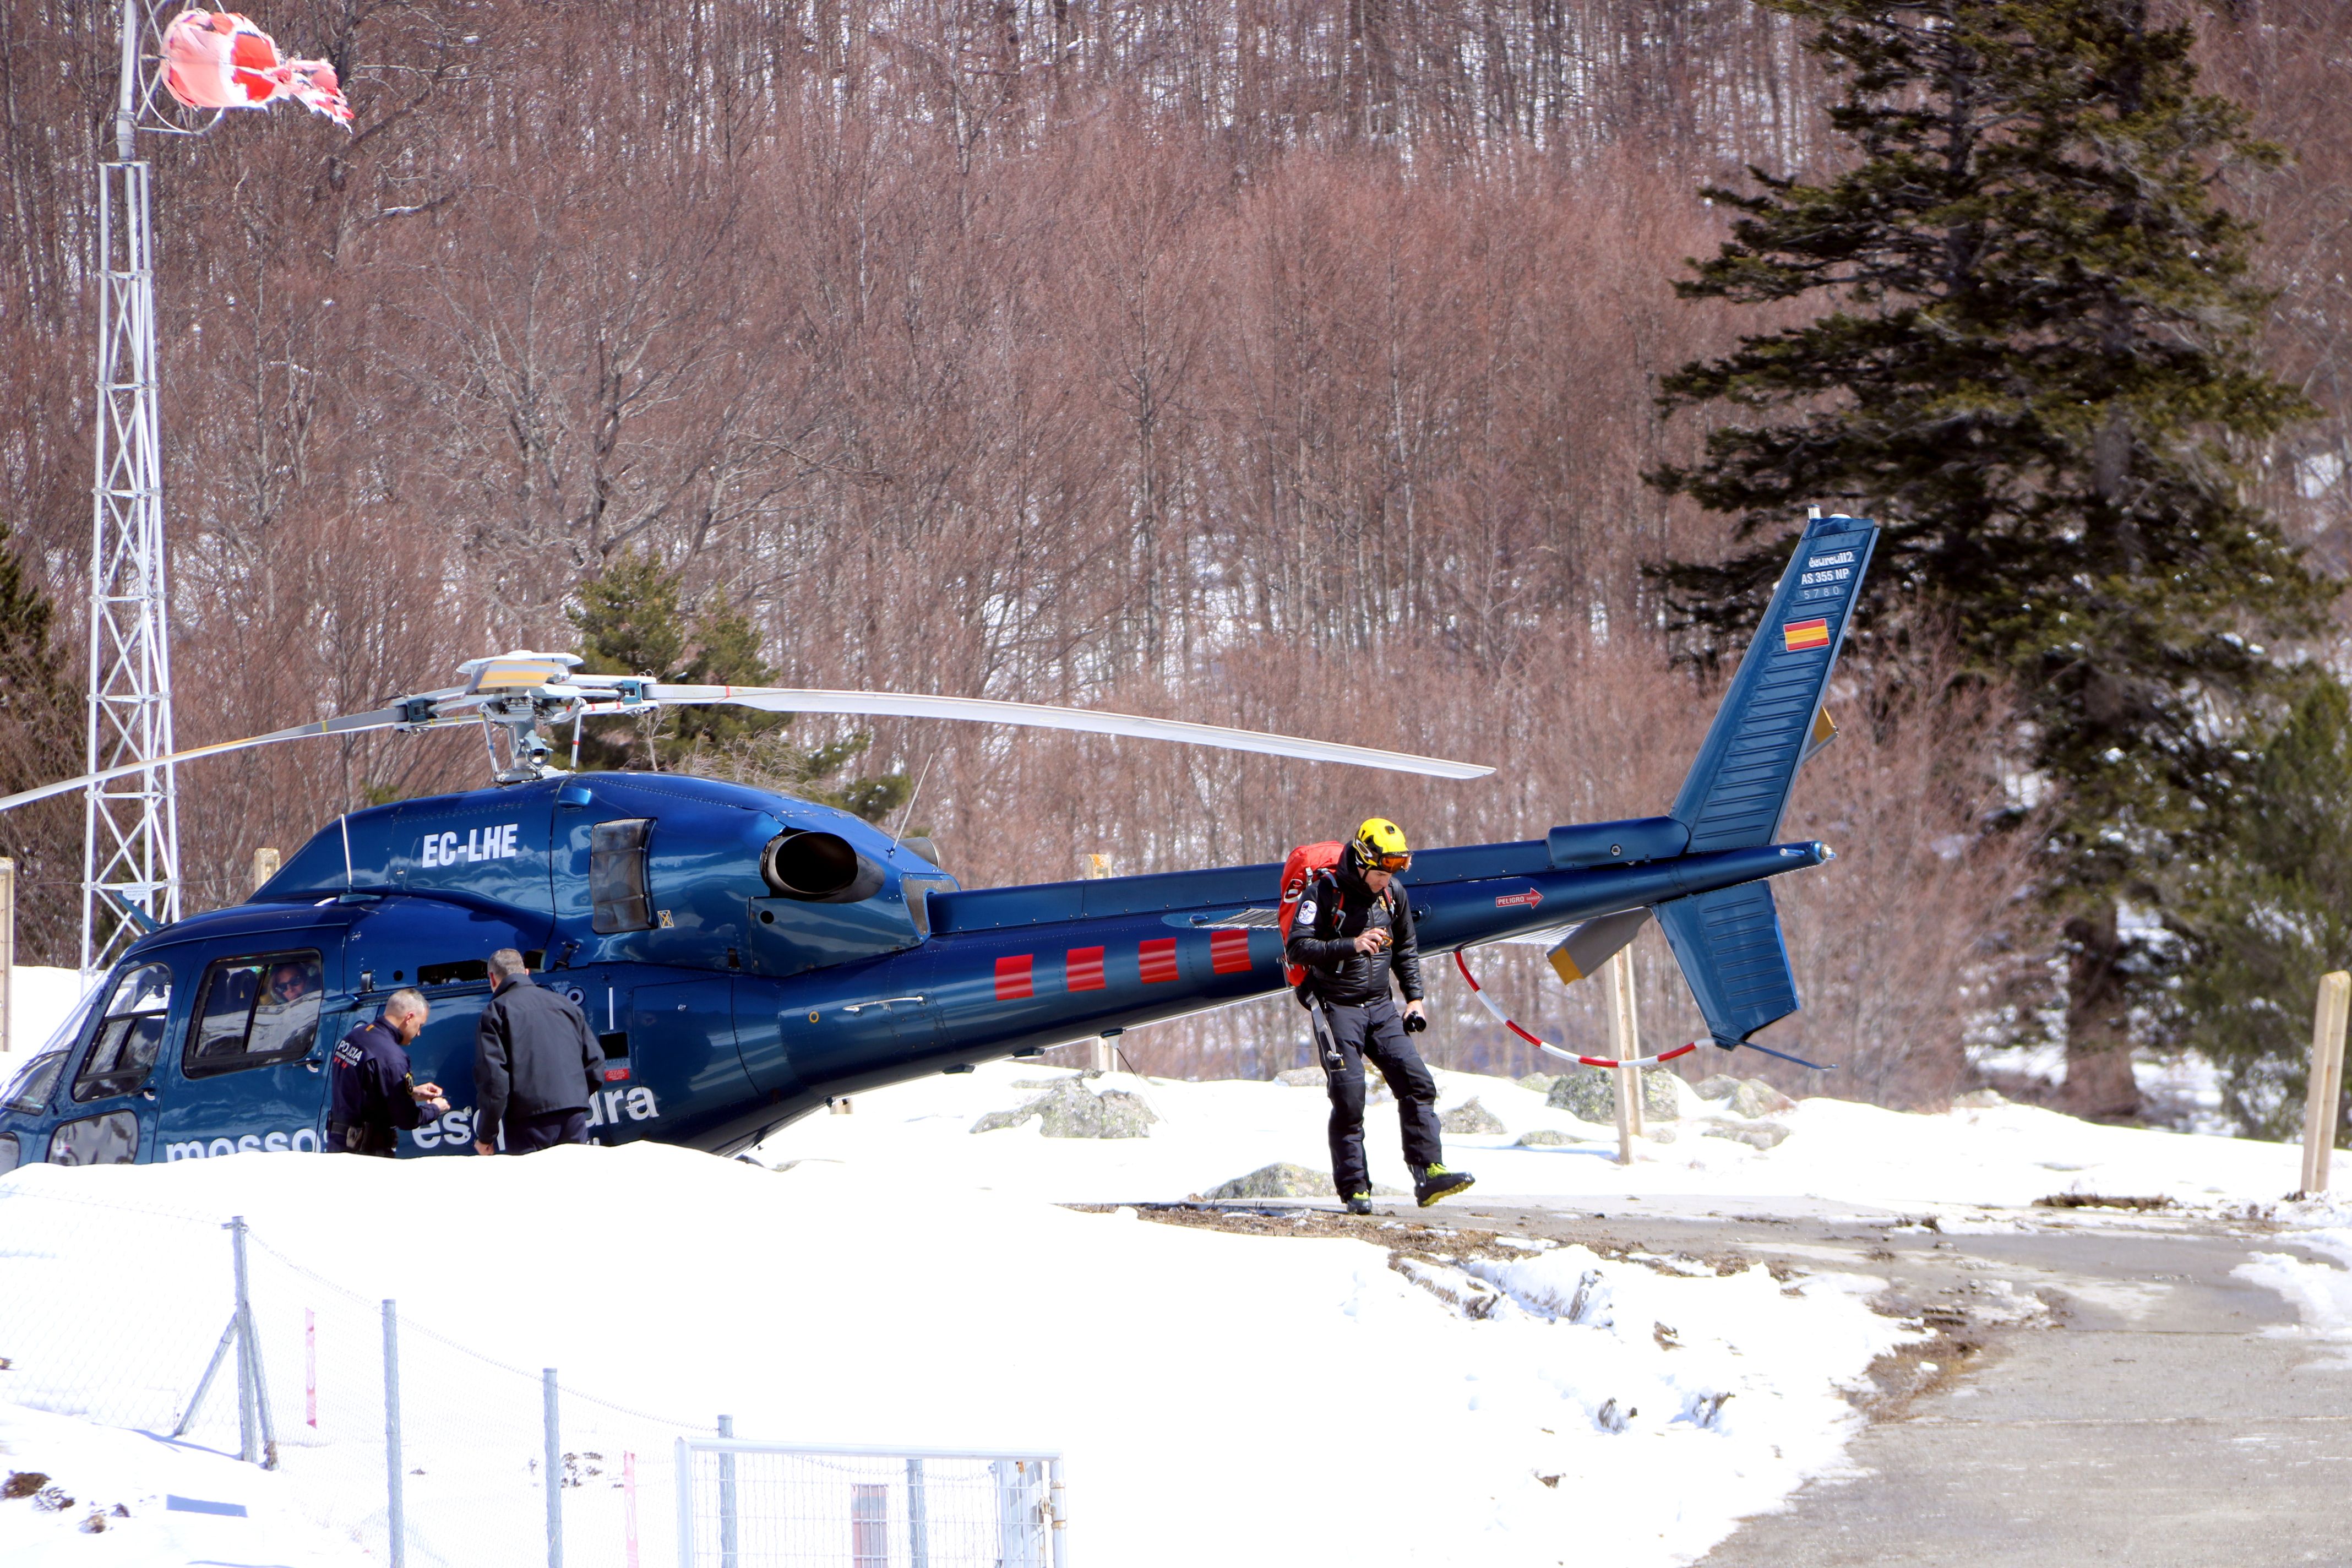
[71,960,174,1102]
[590,819,654,934]
[184,950,325,1077]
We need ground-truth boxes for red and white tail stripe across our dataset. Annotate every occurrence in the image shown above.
[1451,950,1697,1069]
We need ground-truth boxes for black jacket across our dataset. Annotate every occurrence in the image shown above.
[329,1019,427,1154]
[1284,864,1424,1006]
[473,975,606,1140]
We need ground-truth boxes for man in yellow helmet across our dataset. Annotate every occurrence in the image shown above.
[1285,818,1476,1212]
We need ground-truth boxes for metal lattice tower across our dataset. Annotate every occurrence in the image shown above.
[83,7,181,973]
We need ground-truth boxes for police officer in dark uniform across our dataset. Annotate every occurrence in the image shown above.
[1285,818,1474,1213]
[327,989,447,1157]
[471,948,607,1155]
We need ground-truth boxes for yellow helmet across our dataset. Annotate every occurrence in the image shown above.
[1351,817,1412,873]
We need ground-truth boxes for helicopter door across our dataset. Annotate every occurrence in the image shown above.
[155,943,335,1161]
[620,979,745,1145]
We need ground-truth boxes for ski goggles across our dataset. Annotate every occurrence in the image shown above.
[1360,848,1412,872]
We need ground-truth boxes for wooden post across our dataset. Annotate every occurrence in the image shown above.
[251,846,281,892]
[1606,945,1642,1163]
[1082,853,1113,1073]
[0,857,13,1056]
[2300,971,2351,1195]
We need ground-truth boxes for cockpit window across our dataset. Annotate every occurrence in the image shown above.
[590,819,654,934]
[72,960,174,1102]
[183,950,325,1077]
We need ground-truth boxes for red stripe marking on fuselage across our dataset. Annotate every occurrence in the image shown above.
[995,954,1034,1000]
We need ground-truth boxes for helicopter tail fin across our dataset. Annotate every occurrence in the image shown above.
[1668,515,1877,853]
[1643,516,1874,1065]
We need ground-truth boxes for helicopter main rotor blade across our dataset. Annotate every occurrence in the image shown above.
[645,685,1495,780]
[0,705,423,817]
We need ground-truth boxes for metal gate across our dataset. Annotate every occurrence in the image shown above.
[674,1440,1066,1568]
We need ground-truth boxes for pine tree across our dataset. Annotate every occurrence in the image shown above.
[1647,0,2328,1115]
[0,519,85,965]
[2169,678,2352,1141]
[566,551,909,823]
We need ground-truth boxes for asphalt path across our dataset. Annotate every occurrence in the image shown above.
[1435,1194,2352,1567]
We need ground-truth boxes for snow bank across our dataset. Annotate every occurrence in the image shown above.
[2236,1227,2352,1368]
[3,966,92,1058]
[2,1143,1913,1567]
[0,1402,356,1567]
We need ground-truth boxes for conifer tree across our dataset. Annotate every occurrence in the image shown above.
[0,519,85,965]
[567,551,908,823]
[2169,677,2352,1141]
[1647,0,2328,1114]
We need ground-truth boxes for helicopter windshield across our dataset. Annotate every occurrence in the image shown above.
[3,1050,67,1115]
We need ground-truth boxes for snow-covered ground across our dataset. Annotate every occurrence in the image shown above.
[750,1057,2312,1215]
[3,1140,1912,1568]
[2,989,2343,1568]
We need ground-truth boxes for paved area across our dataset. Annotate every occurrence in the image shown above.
[1134,1189,2352,1562]
[1450,1195,2352,1567]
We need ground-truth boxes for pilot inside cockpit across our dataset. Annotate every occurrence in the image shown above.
[247,956,325,1058]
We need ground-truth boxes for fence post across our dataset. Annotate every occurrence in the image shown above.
[2301,971,2352,1195]
[1048,1457,1069,1568]
[544,1369,564,1568]
[0,856,14,1055]
[716,1414,737,1568]
[624,1450,640,1568]
[227,1215,272,1464]
[907,1456,930,1568]
[1605,948,1643,1161]
[383,1300,405,1568]
[674,1438,695,1568]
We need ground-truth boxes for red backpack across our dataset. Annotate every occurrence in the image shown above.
[1278,841,1346,989]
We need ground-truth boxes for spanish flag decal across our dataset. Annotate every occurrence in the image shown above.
[1783,617,1832,652]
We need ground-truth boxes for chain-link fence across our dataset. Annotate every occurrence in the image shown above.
[0,1184,1063,1566]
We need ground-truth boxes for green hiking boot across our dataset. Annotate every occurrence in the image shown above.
[1413,1164,1475,1207]
[1342,1193,1374,1216]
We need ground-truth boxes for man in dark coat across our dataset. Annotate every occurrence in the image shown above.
[472,948,607,1155]
[1284,817,1474,1213]
[327,990,447,1156]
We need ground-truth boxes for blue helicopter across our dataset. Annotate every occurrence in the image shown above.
[0,518,1876,1170]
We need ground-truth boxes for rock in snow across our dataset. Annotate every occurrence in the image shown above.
[1548,1068,1679,1123]
[972,1077,1158,1137]
[1440,1097,1508,1135]
[1204,1161,1335,1197]
[1703,1120,1792,1151]
[1694,1076,1798,1118]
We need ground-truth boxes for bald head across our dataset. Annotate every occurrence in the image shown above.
[382,988,429,1043]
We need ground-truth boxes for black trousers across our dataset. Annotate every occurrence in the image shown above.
[503,1108,591,1153]
[1316,997,1442,1195]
